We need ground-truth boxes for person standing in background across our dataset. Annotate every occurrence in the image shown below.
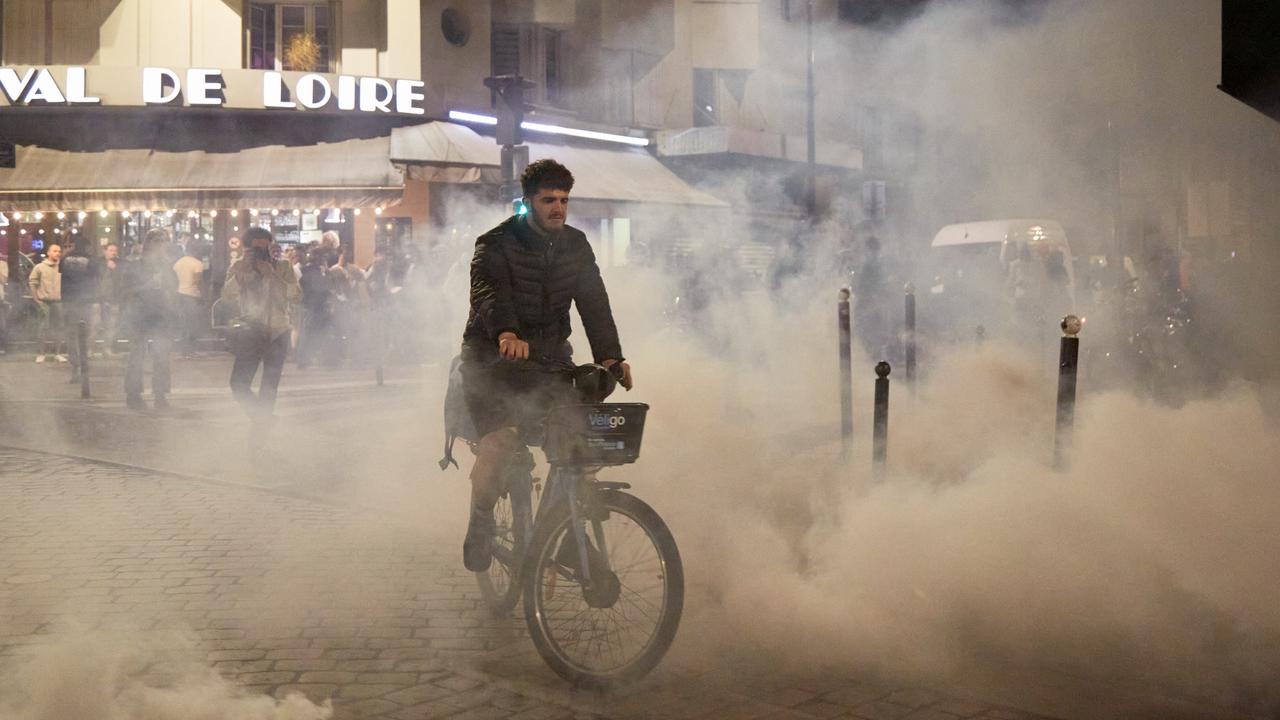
[29,244,66,363]
[98,243,123,355]
[222,227,300,424]
[296,245,333,368]
[59,236,102,383]
[328,247,359,366]
[122,229,178,410]
[173,242,205,358]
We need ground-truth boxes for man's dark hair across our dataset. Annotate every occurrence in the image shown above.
[520,159,574,197]
[244,226,273,244]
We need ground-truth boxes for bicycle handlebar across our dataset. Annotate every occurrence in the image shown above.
[488,355,623,403]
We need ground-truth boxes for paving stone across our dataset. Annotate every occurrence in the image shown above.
[390,701,464,720]
[822,685,891,708]
[272,659,339,672]
[447,706,514,720]
[206,649,267,662]
[791,699,849,719]
[930,700,989,717]
[383,683,458,706]
[337,683,408,699]
[885,689,945,709]
[902,710,963,720]
[238,671,298,685]
[273,683,340,704]
[299,671,359,684]
[214,659,275,674]
[851,701,917,720]
[266,647,327,660]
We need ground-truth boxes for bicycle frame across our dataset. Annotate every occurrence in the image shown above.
[526,462,632,594]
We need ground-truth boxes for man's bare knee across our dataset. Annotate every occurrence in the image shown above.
[470,427,521,510]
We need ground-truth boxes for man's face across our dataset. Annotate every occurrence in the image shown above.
[228,236,242,251]
[104,244,118,261]
[527,188,569,231]
[47,245,62,263]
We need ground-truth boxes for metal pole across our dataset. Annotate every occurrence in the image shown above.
[838,288,852,455]
[77,319,90,399]
[976,324,986,346]
[804,0,817,219]
[873,361,890,476]
[1053,315,1082,470]
[904,283,916,387]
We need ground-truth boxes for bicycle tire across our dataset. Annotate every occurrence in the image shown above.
[476,473,532,615]
[523,490,683,689]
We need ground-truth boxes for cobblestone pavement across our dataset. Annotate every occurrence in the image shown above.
[0,446,1085,720]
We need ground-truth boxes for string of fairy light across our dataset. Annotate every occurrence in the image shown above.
[1,207,387,246]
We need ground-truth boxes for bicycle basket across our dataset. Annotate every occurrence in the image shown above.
[543,403,649,467]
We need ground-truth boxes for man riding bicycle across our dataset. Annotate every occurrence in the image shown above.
[460,158,633,572]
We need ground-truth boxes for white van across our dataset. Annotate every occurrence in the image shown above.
[922,219,1076,341]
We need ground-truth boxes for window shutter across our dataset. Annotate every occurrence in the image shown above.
[491,24,521,77]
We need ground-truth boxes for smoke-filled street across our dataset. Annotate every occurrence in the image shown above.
[0,356,1081,720]
[3,0,1280,718]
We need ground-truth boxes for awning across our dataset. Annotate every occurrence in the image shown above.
[0,137,404,212]
[391,122,729,208]
[655,125,863,171]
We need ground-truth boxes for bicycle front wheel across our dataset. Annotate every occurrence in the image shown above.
[476,473,532,615]
[523,490,683,688]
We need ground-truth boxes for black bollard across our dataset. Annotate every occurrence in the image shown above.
[873,361,890,476]
[904,284,917,387]
[838,288,853,455]
[1053,315,1082,470]
[976,324,986,346]
[77,320,90,399]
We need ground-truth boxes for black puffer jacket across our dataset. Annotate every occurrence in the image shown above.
[463,215,623,363]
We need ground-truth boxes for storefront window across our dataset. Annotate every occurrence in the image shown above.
[248,2,334,73]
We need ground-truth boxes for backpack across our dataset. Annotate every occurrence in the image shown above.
[439,354,478,470]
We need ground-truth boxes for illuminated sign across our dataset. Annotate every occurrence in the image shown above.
[0,66,428,115]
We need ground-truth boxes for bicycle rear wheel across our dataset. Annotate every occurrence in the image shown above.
[523,490,683,688]
[476,472,532,614]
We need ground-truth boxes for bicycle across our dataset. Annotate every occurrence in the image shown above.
[473,358,684,689]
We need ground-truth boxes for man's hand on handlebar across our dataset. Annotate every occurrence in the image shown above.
[498,332,530,361]
[602,359,633,391]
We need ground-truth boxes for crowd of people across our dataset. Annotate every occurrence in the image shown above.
[3,224,443,417]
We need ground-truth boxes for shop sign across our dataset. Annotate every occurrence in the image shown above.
[0,66,428,115]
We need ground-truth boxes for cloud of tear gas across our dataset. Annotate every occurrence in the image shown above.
[506,4,1280,715]
[613,286,1280,717]
[0,631,331,720]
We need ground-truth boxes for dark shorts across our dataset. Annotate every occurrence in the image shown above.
[460,358,575,440]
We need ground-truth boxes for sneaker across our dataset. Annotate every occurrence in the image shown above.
[54,354,68,363]
[462,506,496,572]
[35,354,46,363]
